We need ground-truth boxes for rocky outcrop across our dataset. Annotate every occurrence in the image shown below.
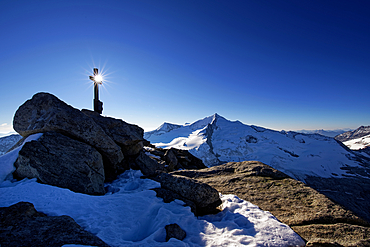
[172,161,370,246]
[13,92,124,166]
[82,109,144,156]
[14,132,105,195]
[144,145,207,171]
[165,223,186,242]
[305,176,370,223]
[156,173,222,215]
[0,202,110,247]
[135,150,166,176]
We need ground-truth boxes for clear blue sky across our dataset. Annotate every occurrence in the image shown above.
[1,0,369,134]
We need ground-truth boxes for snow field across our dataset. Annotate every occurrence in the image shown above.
[343,134,370,150]
[0,168,304,246]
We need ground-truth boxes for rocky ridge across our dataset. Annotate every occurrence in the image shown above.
[335,126,370,143]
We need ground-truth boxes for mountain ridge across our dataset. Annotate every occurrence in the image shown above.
[145,113,369,182]
[335,126,370,142]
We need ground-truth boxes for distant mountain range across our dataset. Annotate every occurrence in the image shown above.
[334,126,370,153]
[145,114,369,182]
[295,129,352,137]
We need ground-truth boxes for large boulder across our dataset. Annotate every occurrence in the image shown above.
[82,109,144,156]
[157,173,222,215]
[0,202,110,247]
[14,132,105,195]
[13,92,124,166]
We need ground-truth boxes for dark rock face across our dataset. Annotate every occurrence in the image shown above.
[135,150,166,177]
[165,223,186,242]
[0,202,110,247]
[13,92,124,166]
[173,161,370,246]
[144,145,207,171]
[14,132,105,195]
[82,109,144,156]
[157,173,222,215]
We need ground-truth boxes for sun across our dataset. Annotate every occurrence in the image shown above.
[94,74,103,84]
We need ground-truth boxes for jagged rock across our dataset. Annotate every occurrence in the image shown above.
[157,173,221,215]
[164,148,178,171]
[13,92,124,166]
[0,202,110,247]
[82,109,144,156]
[144,145,207,171]
[14,132,105,195]
[135,150,166,176]
[173,161,370,246]
[165,223,186,242]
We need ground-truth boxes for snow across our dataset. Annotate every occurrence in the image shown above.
[0,133,42,182]
[0,155,304,246]
[343,133,370,150]
[146,114,366,181]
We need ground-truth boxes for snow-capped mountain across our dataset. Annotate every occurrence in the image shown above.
[343,134,370,151]
[335,126,370,142]
[335,126,370,151]
[145,114,369,181]
[0,134,21,156]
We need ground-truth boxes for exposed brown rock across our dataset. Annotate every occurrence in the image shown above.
[172,161,370,246]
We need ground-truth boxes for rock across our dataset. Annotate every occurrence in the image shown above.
[82,109,144,156]
[135,150,166,176]
[144,145,207,171]
[13,92,124,166]
[157,173,221,215]
[152,187,197,213]
[164,148,178,171]
[165,223,186,242]
[173,161,370,246]
[0,202,110,247]
[14,132,105,195]
[305,176,370,223]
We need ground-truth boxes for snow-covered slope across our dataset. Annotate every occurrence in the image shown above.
[0,134,21,156]
[145,114,369,181]
[343,134,370,150]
